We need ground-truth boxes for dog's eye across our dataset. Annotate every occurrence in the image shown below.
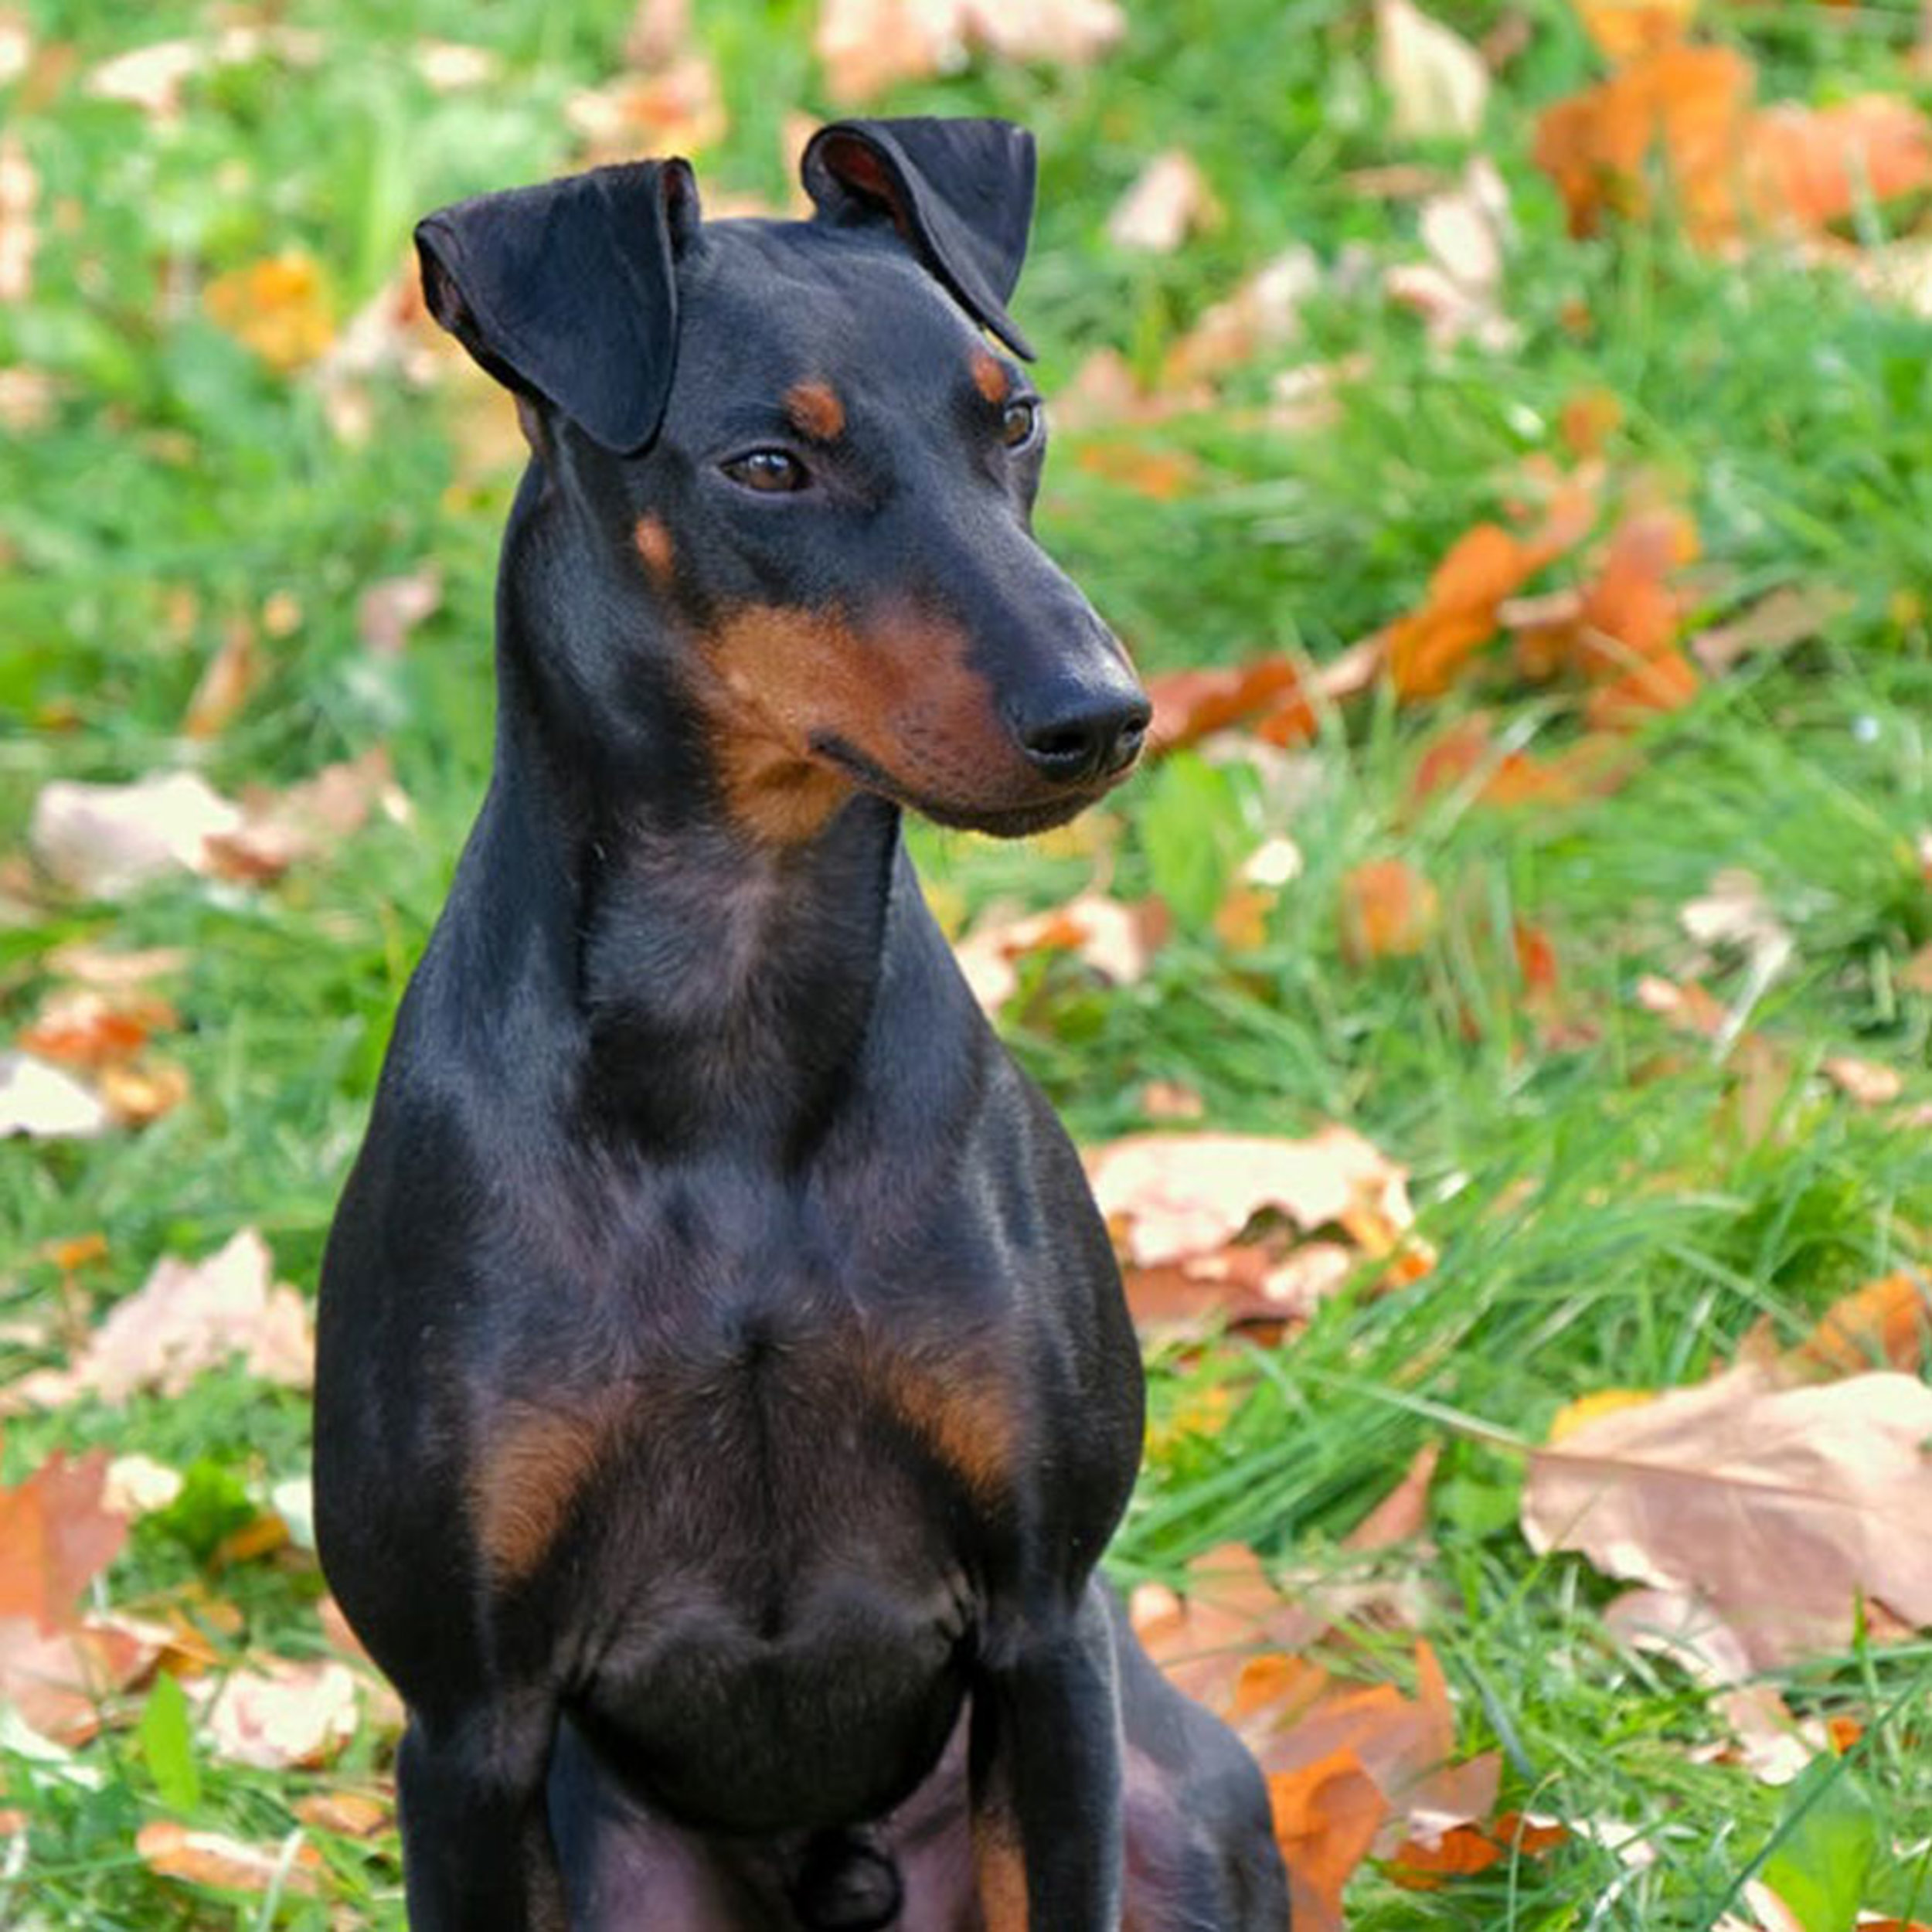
[722,449,809,494]
[999,400,1040,451]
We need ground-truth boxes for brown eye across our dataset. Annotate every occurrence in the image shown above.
[722,449,809,494]
[999,399,1040,450]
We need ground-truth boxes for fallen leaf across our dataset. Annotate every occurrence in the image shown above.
[1574,0,1697,61]
[813,0,1124,105]
[1089,1126,1423,1270]
[0,9,29,87]
[355,567,441,656]
[1270,1747,1391,1932]
[566,55,726,162]
[1386,159,1518,351]
[1524,1366,1932,1667]
[1749,96,1932,236]
[204,251,335,372]
[19,988,176,1069]
[1823,1056,1903,1108]
[0,1451,125,1633]
[206,747,410,882]
[101,1454,185,1518]
[294,1789,391,1837]
[0,1052,111,1140]
[1690,585,1846,676]
[1679,869,1793,985]
[5,1227,313,1412]
[136,1820,321,1897]
[1071,437,1202,501]
[96,1057,190,1127]
[42,943,189,989]
[1105,148,1219,253]
[0,363,57,431]
[83,27,322,124]
[1344,1444,1441,1550]
[1145,655,1311,753]
[1340,857,1440,962]
[1376,0,1488,141]
[201,1659,360,1770]
[1634,971,1727,1040]
[0,131,36,304]
[181,618,261,739]
[29,770,246,898]
[1137,1079,1206,1121]
[1787,1272,1932,1379]
[411,39,502,90]
[953,891,1162,1013]
[1162,247,1321,390]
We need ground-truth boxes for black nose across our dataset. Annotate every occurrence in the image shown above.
[1014,688,1151,785]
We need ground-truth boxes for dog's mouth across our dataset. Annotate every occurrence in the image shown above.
[809,735,1126,839]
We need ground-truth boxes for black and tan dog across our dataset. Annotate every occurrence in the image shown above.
[314,116,1289,1930]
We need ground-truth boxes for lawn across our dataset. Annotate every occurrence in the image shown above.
[5,0,1932,1925]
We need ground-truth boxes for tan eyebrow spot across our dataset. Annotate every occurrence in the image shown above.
[784,380,846,442]
[633,513,675,587]
[971,351,1010,406]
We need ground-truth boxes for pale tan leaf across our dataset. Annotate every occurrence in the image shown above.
[0,1053,110,1141]
[1679,869,1793,983]
[565,55,726,162]
[1163,247,1321,389]
[0,132,36,306]
[200,1659,360,1770]
[29,770,246,898]
[1376,0,1488,141]
[815,0,1121,104]
[1105,149,1219,254]
[0,10,30,87]
[5,1228,313,1412]
[954,892,1160,1014]
[1524,1366,1932,1667]
[1087,1126,1420,1269]
[1689,586,1847,676]
[101,1454,185,1518]
[412,40,501,90]
[355,568,442,656]
[1823,1056,1903,1108]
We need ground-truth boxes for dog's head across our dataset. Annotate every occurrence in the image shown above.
[417,118,1148,842]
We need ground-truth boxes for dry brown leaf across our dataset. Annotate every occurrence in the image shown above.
[1787,1271,1932,1379]
[181,618,261,740]
[136,1821,322,1897]
[1822,1055,1904,1107]
[814,0,1123,105]
[0,1613,159,1745]
[294,1789,392,1838]
[1340,858,1440,962]
[42,943,189,989]
[1524,1365,1932,1667]
[953,891,1162,1014]
[19,988,177,1070]
[29,770,246,897]
[207,747,410,881]
[1690,585,1846,675]
[201,1659,361,1770]
[0,131,36,305]
[1635,971,1727,1040]
[1343,1444,1441,1551]
[355,568,442,656]
[1088,1126,1421,1270]
[1106,149,1219,253]
[1145,656,1312,754]
[204,251,335,372]
[5,1228,313,1412]
[0,1451,126,1633]
[1376,0,1488,141]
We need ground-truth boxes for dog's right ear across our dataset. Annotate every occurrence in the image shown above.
[415,160,699,455]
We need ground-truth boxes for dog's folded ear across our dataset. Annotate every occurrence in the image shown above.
[415,160,699,454]
[801,117,1037,361]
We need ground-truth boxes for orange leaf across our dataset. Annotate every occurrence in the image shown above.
[1573,0,1697,62]
[1532,44,1754,242]
[1269,1747,1392,1932]
[1560,386,1624,460]
[1492,1810,1568,1855]
[1787,1270,1932,1378]
[1387,1820,1506,1887]
[1146,656,1305,753]
[203,250,335,371]
[1576,507,1699,677]
[1747,96,1932,233]
[1584,645,1699,726]
[1340,858,1441,961]
[1386,525,1530,699]
[0,1449,125,1632]
[136,1821,322,1896]
[1072,437,1202,501]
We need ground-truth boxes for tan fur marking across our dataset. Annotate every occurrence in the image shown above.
[784,380,846,442]
[471,1400,616,1582]
[633,513,675,587]
[697,602,1016,845]
[971,351,1011,406]
[973,1811,1031,1930]
[875,1352,1017,1502]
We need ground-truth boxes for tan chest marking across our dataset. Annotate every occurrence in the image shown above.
[471,1395,626,1583]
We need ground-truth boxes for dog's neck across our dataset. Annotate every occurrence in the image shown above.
[451,468,921,1160]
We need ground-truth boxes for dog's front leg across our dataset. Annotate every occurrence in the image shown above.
[970,1580,1126,1930]
[396,1694,566,1932]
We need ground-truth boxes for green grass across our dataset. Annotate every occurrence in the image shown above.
[6,0,1932,1924]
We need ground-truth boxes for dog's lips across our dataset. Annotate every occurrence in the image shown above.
[808,733,1128,838]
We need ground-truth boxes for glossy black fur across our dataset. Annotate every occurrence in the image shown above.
[314,117,1289,1930]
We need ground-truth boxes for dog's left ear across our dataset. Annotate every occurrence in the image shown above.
[801,117,1037,360]
[415,159,700,454]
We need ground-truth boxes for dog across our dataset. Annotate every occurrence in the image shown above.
[315,115,1289,1930]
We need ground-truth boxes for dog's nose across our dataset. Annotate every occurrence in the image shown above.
[1013,687,1152,785]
